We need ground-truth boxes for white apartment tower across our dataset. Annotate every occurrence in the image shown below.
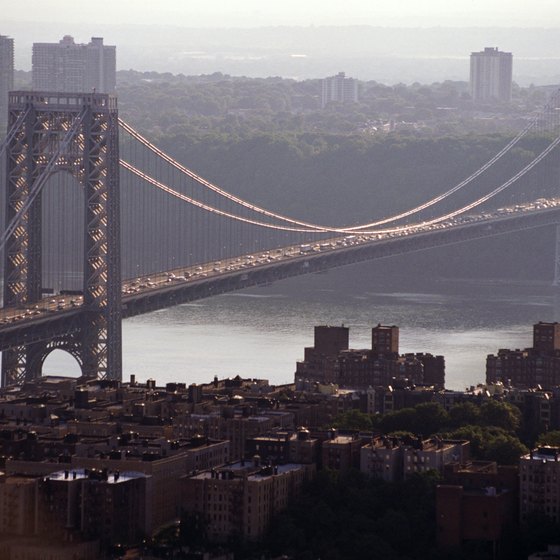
[0,35,14,134]
[321,72,358,108]
[470,47,513,104]
[32,36,116,94]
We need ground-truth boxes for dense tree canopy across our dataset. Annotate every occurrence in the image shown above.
[261,469,441,560]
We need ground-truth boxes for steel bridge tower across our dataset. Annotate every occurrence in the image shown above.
[2,92,121,386]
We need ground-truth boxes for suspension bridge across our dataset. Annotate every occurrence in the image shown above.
[0,90,559,386]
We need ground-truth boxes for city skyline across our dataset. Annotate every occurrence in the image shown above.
[1,10,560,557]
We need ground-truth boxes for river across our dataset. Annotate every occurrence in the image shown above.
[42,262,560,391]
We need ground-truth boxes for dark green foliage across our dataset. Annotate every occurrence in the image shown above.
[479,399,522,432]
[378,407,419,434]
[331,409,374,431]
[260,469,440,560]
[444,425,528,465]
[378,403,449,436]
[537,430,560,447]
[448,401,481,428]
[113,70,560,283]
[375,399,528,465]
[521,513,560,557]
[116,70,556,230]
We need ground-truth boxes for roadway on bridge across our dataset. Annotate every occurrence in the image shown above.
[0,198,559,330]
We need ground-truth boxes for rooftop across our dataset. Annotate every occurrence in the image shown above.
[191,461,304,481]
[45,468,148,484]
[523,446,560,462]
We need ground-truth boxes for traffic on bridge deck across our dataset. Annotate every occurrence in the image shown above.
[0,196,558,327]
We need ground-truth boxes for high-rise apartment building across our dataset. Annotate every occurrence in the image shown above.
[321,72,358,108]
[296,325,349,384]
[372,324,399,355]
[0,35,14,134]
[296,324,445,390]
[32,36,116,94]
[470,47,513,103]
[486,322,560,389]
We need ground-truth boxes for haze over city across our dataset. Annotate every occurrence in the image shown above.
[3,1,560,558]
[4,0,560,27]
[3,0,560,84]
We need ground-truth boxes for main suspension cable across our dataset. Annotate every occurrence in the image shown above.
[121,129,560,237]
[118,89,559,233]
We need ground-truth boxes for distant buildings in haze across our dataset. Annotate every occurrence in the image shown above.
[32,35,116,94]
[0,35,14,134]
[470,47,513,104]
[321,71,358,108]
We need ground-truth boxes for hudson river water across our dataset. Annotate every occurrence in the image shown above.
[42,263,560,391]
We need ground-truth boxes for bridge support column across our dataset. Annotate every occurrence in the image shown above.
[1,92,121,386]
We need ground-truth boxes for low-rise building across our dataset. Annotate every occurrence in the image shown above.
[520,446,560,524]
[436,461,518,552]
[245,428,319,465]
[0,475,38,536]
[360,436,469,481]
[322,430,362,471]
[360,436,402,482]
[38,468,149,548]
[182,459,315,542]
[70,436,229,533]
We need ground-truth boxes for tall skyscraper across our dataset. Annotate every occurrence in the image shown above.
[0,35,14,134]
[32,36,116,94]
[470,47,513,104]
[321,72,358,108]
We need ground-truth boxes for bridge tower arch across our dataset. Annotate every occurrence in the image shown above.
[2,92,121,386]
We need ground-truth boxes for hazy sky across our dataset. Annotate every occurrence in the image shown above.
[4,0,560,28]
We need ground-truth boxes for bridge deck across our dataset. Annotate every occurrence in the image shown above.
[0,202,559,351]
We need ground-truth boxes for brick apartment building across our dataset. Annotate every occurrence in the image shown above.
[520,446,560,524]
[182,459,315,542]
[38,469,148,547]
[487,322,560,389]
[296,324,445,390]
[360,435,469,481]
[436,461,518,553]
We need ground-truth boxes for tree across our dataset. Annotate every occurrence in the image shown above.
[376,509,412,553]
[414,402,449,435]
[449,401,481,428]
[378,407,418,434]
[484,434,528,465]
[331,409,374,431]
[445,425,527,464]
[537,430,560,447]
[479,399,521,432]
